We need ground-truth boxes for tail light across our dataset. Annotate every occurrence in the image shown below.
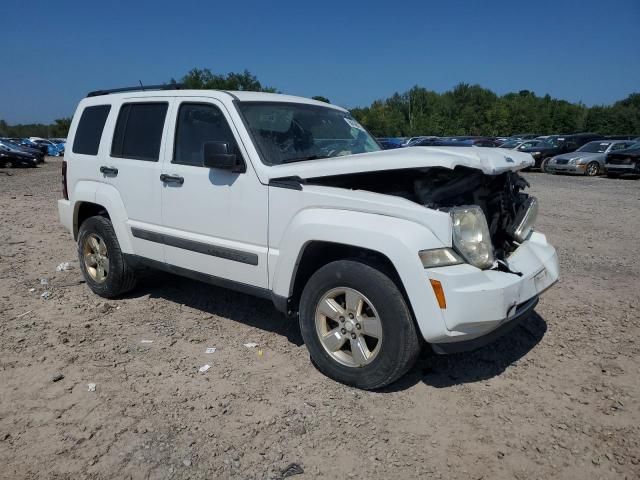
[61,160,69,200]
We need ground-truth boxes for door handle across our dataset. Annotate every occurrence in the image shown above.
[160,174,184,185]
[99,166,118,176]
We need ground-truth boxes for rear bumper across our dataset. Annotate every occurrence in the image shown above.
[57,199,73,236]
[431,296,539,354]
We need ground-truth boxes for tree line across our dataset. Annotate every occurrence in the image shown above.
[2,69,638,138]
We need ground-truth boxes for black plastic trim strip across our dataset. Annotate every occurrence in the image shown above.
[131,228,259,266]
[124,254,270,299]
[269,176,305,190]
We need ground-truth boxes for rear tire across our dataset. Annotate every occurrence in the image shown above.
[540,158,550,173]
[77,216,137,298]
[299,260,421,390]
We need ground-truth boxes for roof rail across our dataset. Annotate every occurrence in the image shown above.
[86,84,184,97]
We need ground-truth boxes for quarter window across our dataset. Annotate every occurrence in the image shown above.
[173,103,238,166]
[111,103,168,161]
[72,105,111,155]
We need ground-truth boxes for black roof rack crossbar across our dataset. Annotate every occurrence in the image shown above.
[87,84,184,97]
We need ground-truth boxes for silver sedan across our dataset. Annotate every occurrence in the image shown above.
[546,140,636,176]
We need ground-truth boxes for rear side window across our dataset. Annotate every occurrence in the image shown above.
[111,103,168,161]
[72,105,111,155]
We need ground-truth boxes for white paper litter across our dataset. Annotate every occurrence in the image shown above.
[140,339,153,344]
[243,343,258,348]
[40,278,49,286]
[29,288,36,292]
[56,262,73,272]
[87,383,96,392]
[41,291,50,300]
[198,364,211,373]
[205,347,217,354]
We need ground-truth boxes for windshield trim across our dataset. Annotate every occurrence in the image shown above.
[234,100,381,166]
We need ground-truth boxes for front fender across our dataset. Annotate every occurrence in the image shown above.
[269,208,448,340]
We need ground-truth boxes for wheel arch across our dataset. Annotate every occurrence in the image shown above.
[286,241,407,317]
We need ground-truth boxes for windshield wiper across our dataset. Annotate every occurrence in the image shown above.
[280,154,332,164]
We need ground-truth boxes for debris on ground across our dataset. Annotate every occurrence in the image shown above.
[140,339,153,344]
[29,288,35,292]
[205,347,217,354]
[87,383,96,392]
[243,342,258,348]
[281,463,304,478]
[51,373,64,382]
[40,291,50,300]
[13,310,32,319]
[198,365,211,373]
[40,278,49,286]
[55,262,73,272]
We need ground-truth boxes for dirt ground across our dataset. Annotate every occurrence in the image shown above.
[0,157,638,480]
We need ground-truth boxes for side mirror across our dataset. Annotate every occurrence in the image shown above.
[203,141,245,173]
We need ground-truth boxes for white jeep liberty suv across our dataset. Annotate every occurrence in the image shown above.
[58,85,559,389]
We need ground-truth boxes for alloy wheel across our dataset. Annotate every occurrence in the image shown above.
[82,233,109,283]
[314,287,383,367]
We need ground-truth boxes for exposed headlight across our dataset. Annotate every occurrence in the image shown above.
[531,151,541,156]
[449,206,495,269]
[419,248,463,268]
[508,197,538,242]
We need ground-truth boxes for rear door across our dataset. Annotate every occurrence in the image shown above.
[159,98,269,289]
[101,99,173,262]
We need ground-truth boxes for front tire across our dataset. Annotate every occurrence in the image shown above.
[585,161,600,176]
[77,216,137,298]
[299,260,421,390]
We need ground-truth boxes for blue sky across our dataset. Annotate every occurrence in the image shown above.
[2,0,639,123]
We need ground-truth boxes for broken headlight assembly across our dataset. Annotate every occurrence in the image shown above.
[507,196,538,242]
[449,206,495,270]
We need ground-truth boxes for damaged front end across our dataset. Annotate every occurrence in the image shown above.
[307,166,537,267]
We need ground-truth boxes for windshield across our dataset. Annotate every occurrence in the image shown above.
[499,140,519,148]
[578,141,610,153]
[238,102,380,165]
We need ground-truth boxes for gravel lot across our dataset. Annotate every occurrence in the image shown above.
[1,158,638,480]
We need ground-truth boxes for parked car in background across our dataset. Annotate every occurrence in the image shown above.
[546,140,635,176]
[30,138,64,156]
[0,144,38,167]
[605,142,640,178]
[0,139,45,163]
[377,138,404,149]
[509,134,540,141]
[499,139,545,151]
[12,138,48,155]
[460,138,501,147]
[520,133,604,171]
[410,137,471,147]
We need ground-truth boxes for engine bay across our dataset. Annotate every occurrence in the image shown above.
[307,166,532,260]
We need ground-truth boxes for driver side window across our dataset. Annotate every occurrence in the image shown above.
[173,103,237,166]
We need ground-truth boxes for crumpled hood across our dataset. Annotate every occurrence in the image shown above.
[266,146,534,180]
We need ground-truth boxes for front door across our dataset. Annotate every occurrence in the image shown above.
[159,99,269,289]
